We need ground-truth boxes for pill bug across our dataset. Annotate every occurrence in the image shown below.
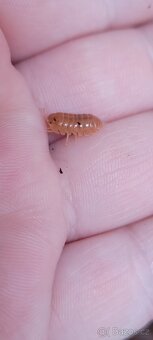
[46,112,103,141]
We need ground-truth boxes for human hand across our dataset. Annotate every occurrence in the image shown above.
[0,1,153,339]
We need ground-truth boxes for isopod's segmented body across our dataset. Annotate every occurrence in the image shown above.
[46,112,103,138]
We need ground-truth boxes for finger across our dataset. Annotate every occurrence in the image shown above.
[0,30,67,339]
[50,217,153,340]
[0,0,153,60]
[17,25,153,123]
[50,112,153,241]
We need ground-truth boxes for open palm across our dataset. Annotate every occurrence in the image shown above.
[0,1,153,339]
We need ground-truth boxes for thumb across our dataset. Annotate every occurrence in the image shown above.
[0,30,66,339]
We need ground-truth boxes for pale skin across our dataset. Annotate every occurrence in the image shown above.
[0,1,153,339]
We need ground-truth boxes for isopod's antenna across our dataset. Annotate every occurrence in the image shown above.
[46,117,51,132]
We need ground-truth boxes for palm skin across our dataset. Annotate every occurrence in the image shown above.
[0,1,153,339]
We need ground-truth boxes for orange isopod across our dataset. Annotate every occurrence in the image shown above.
[46,112,103,141]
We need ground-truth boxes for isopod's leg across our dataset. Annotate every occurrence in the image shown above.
[65,133,70,145]
[74,134,78,144]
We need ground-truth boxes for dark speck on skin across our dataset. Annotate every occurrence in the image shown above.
[77,122,81,126]
[59,168,63,174]
[51,147,54,151]
[54,118,56,122]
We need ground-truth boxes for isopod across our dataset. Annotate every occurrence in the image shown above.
[46,112,103,142]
